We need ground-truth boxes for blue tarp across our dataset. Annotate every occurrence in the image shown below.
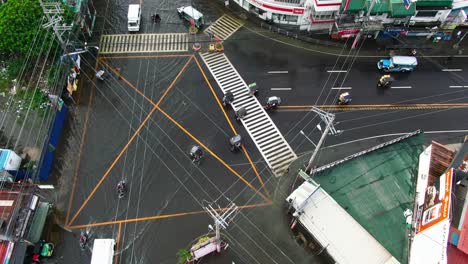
[12,105,68,181]
[37,105,68,181]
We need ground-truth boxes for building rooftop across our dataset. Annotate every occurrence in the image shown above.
[312,132,424,263]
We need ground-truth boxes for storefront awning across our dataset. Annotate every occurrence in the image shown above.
[416,0,453,8]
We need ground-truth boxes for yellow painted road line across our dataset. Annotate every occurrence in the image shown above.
[65,60,98,225]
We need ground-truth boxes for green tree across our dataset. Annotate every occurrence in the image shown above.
[0,0,43,55]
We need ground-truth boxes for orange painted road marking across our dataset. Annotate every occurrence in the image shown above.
[67,56,192,226]
[157,106,271,202]
[68,105,158,226]
[99,56,193,107]
[67,202,272,229]
[194,56,269,198]
[65,64,97,225]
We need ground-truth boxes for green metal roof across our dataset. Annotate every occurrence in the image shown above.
[341,0,367,12]
[313,133,424,263]
[416,0,453,7]
[368,0,391,14]
[390,0,416,17]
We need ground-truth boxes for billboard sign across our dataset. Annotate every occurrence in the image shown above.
[416,169,452,233]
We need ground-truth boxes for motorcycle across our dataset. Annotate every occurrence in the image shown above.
[79,232,89,250]
[222,91,234,107]
[190,146,203,164]
[377,75,394,88]
[229,134,242,152]
[337,92,352,105]
[151,14,161,24]
[95,70,105,81]
[265,96,281,111]
[117,180,127,199]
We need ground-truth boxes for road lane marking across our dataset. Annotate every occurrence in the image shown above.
[442,69,462,72]
[449,85,468,88]
[327,70,347,73]
[331,87,352,90]
[268,71,288,74]
[391,86,412,89]
[271,87,292,90]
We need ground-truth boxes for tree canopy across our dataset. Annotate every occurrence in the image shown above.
[0,0,43,55]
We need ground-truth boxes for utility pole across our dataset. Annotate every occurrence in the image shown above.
[305,108,340,173]
[39,1,73,49]
[353,0,378,48]
[204,202,238,252]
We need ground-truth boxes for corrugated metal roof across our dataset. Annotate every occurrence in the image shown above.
[313,133,424,263]
[428,141,455,183]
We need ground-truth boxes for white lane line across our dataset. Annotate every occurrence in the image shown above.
[442,69,462,72]
[271,88,292,91]
[449,85,468,88]
[327,70,347,73]
[331,87,352,90]
[391,86,412,89]
[268,71,288,74]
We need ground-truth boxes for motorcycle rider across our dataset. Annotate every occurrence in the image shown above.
[265,96,281,110]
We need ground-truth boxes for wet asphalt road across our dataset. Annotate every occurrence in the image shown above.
[54,0,468,263]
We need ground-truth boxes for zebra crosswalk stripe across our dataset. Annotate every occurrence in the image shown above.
[99,33,189,54]
[205,14,244,41]
[199,52,297,177]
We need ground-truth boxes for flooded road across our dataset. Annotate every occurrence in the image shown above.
[50,1,333,263]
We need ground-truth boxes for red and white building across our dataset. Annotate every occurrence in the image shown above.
[231,0,342,31]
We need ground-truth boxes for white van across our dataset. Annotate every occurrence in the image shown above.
[90,239,115,264]
[128,4,141,32]
[177,6,204,28]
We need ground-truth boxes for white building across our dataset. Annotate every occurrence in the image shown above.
[230,0,341,31]
[231,0,468,33]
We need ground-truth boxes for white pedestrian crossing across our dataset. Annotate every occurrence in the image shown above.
[99,33,189,54]
[205,14,243,41]
[200,52,297,177]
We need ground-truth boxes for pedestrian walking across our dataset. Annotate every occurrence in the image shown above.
[225,0,229,7]
[114,67,121,79]
[457,31,462,39]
